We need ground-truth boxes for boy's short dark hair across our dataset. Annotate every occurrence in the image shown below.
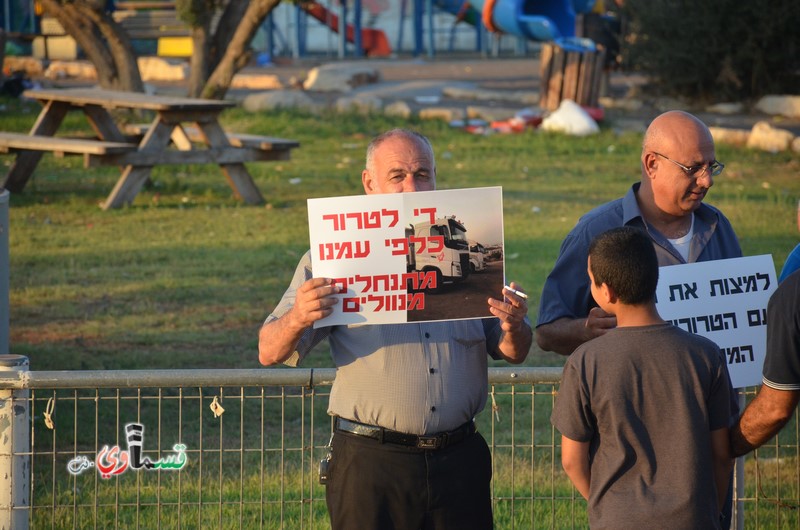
[588,226,659,305]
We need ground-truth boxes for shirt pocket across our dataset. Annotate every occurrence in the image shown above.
[449,321,487,351]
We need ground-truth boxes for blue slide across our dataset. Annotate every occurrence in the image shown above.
[434,0,596,42]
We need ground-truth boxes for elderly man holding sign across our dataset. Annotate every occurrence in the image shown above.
[258,128,532,530]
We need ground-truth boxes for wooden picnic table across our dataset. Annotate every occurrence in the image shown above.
[0,87,299,209]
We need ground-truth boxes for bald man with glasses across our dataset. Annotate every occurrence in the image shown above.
[536,110,739,356]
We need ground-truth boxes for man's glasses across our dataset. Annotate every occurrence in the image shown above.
[654,152,725,177]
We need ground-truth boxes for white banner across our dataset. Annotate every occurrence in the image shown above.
[308,187,505,328]
[655,255,777,388]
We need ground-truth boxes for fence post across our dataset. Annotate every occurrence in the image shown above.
[732,392,747,530]
[0,189,8,355]
[0,354,30,530]
[733,456,745,530]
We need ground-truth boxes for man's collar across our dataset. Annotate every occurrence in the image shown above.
[622,183,645,225]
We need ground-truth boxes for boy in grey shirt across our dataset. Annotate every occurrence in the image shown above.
[551,226,732,529]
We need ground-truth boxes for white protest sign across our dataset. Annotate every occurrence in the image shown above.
[655,254,777,388]
[308,187,505,328]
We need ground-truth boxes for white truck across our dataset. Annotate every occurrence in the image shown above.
[406,215,471,292]
[468,240,486,273]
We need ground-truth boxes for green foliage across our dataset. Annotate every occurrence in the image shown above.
[623,0,800,101]
[176,0,218,27]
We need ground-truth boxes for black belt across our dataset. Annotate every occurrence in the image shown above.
[334,417,476,450]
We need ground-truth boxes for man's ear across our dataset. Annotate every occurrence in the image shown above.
[362,169,375,194]
[642,152,658,180]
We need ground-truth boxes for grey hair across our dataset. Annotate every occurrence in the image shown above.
[365,129,435,175]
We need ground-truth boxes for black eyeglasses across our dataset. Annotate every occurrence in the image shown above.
[654,152,725,177]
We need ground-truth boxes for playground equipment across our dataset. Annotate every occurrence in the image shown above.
[301,2,391,57]
[437,0,596,43]
[7,0,600,61]
[269,0,596,57]
[1,0,36,35]
[474,0,575,41]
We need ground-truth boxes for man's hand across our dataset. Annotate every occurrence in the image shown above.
[535,308,617,356]
[731,386,800,457]
[287,278,341,330]
[488,282,532,364]
[258,278,339,366]
[585,306,616,339]
[488,283,529,332]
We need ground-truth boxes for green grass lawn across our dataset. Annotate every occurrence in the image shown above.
[4,94,800,529]
[6,99,798,371]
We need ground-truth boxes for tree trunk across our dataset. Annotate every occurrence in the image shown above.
[40,0,117,87]
[201,0,281,100]
[39,0,143,92]
[209,0,249,72]
[73,3,144,92]
[187,24,210,98]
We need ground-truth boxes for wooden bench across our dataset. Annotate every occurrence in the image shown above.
[112,9,191,40]
[0,132,138,156]
[35,7,189,40]
[0,132,139,192]
[34,2,219,58]
[112,2,222,55]
[116,0,179,9]
[33,7,191,59]
[123,124,300,155]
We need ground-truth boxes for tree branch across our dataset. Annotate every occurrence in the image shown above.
[201,0,281,100]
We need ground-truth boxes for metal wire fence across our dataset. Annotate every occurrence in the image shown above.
[1,362,799,529]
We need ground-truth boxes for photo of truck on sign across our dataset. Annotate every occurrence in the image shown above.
[406,215,472,293]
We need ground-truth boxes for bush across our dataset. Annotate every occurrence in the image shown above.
[622,0,800,102]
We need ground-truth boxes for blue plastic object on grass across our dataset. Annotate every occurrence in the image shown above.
[256,52,273,67]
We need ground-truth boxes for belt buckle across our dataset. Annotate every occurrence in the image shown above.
[416,435,440,449]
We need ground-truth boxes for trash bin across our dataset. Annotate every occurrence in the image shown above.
[539,37,605,111]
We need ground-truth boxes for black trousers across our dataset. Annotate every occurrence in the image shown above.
[325,428,493,530]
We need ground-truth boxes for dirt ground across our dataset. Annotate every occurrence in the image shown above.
[232,55,800,135]
[7,52,799,135]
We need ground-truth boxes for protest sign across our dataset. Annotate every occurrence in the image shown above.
[656,254,777,388]
[308,187,505,327]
